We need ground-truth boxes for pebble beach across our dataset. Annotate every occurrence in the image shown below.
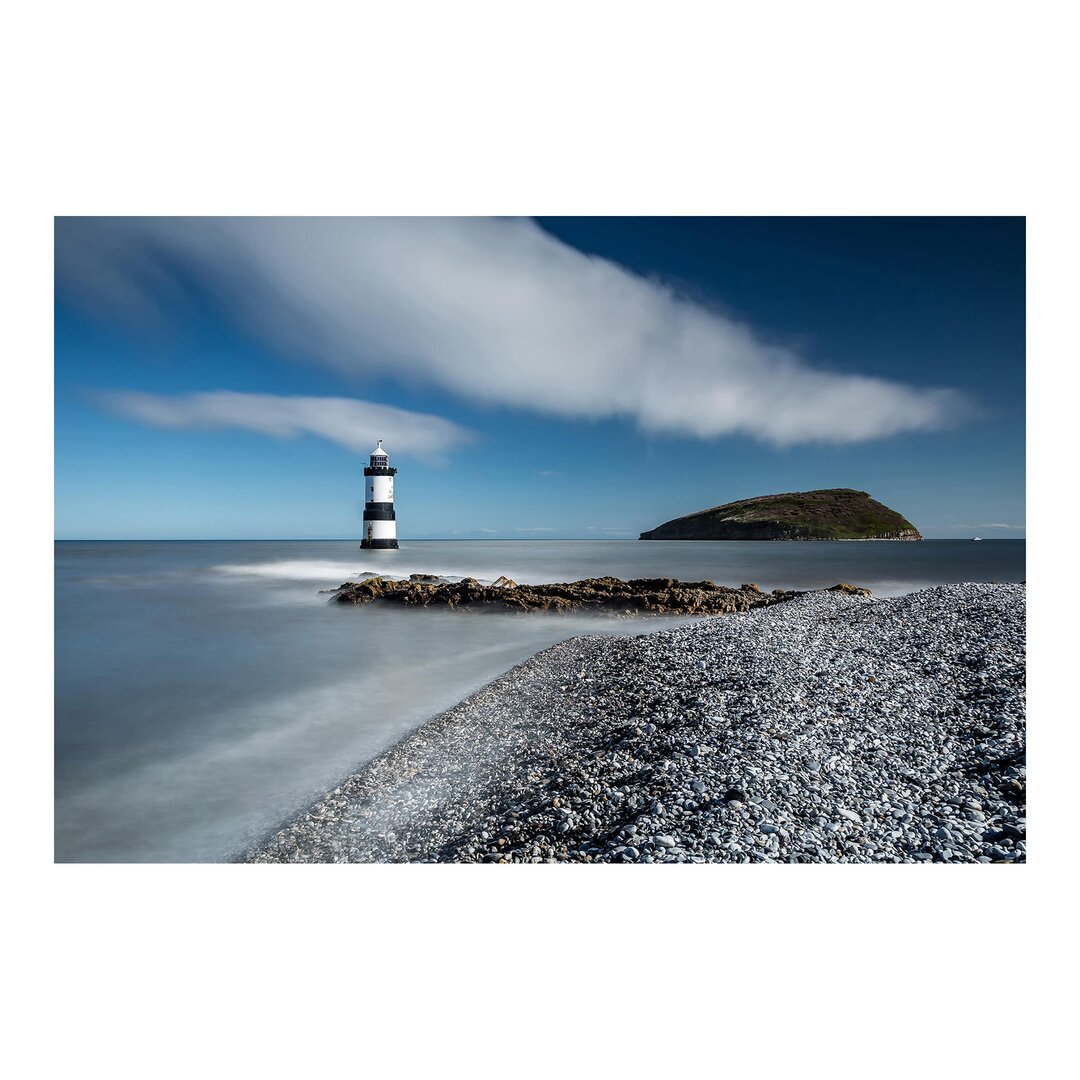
[244,582,1026,864]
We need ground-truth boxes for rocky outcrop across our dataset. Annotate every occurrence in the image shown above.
[640,488,922,541]
[330,574,870,615]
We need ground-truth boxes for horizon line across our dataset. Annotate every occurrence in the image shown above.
[54,535,1025,543]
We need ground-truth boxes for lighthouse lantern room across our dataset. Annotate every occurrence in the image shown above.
[361,439,398,549]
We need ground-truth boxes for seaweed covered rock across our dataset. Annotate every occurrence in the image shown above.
[828,582,873,597]
[329,575,860,615]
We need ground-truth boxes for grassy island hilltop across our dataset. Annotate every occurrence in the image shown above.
[640,488,922,541]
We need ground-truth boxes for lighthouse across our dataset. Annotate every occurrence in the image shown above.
[361,439,399,549]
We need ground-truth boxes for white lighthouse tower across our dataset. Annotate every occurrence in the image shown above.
[361,439,398,549]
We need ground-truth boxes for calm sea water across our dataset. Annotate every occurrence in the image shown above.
[55,539,1024,862]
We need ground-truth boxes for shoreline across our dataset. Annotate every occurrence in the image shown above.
[242,582,1026,864]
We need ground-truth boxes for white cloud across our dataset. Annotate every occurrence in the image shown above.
[59,217,972,445]
[96,390,474,462]
[954,522,1026,531]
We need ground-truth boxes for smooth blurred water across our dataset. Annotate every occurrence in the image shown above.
[55,539,1024,862]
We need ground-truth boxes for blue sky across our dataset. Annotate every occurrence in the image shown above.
[55,217,1024,540]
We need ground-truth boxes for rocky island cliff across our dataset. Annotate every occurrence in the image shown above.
[640,488,922,541]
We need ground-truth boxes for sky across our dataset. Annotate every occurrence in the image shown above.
[54,216,1025,540]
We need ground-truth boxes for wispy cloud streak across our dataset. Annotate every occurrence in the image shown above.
[96,390,475,462]
[954,522,1026,531]
[59,217,973,445]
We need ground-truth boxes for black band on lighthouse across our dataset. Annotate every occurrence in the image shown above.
[362,507,396,521]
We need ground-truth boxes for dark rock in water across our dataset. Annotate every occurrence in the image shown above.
[639,488,922,541]
[329,575,867,616]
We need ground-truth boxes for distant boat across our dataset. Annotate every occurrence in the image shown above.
[972,536,983,541]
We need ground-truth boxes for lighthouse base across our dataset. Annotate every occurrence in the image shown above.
[360,538,399,549]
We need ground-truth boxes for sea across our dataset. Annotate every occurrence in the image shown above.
[55,539,1025,862]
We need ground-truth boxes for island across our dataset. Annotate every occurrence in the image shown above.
[639,488,922,541]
